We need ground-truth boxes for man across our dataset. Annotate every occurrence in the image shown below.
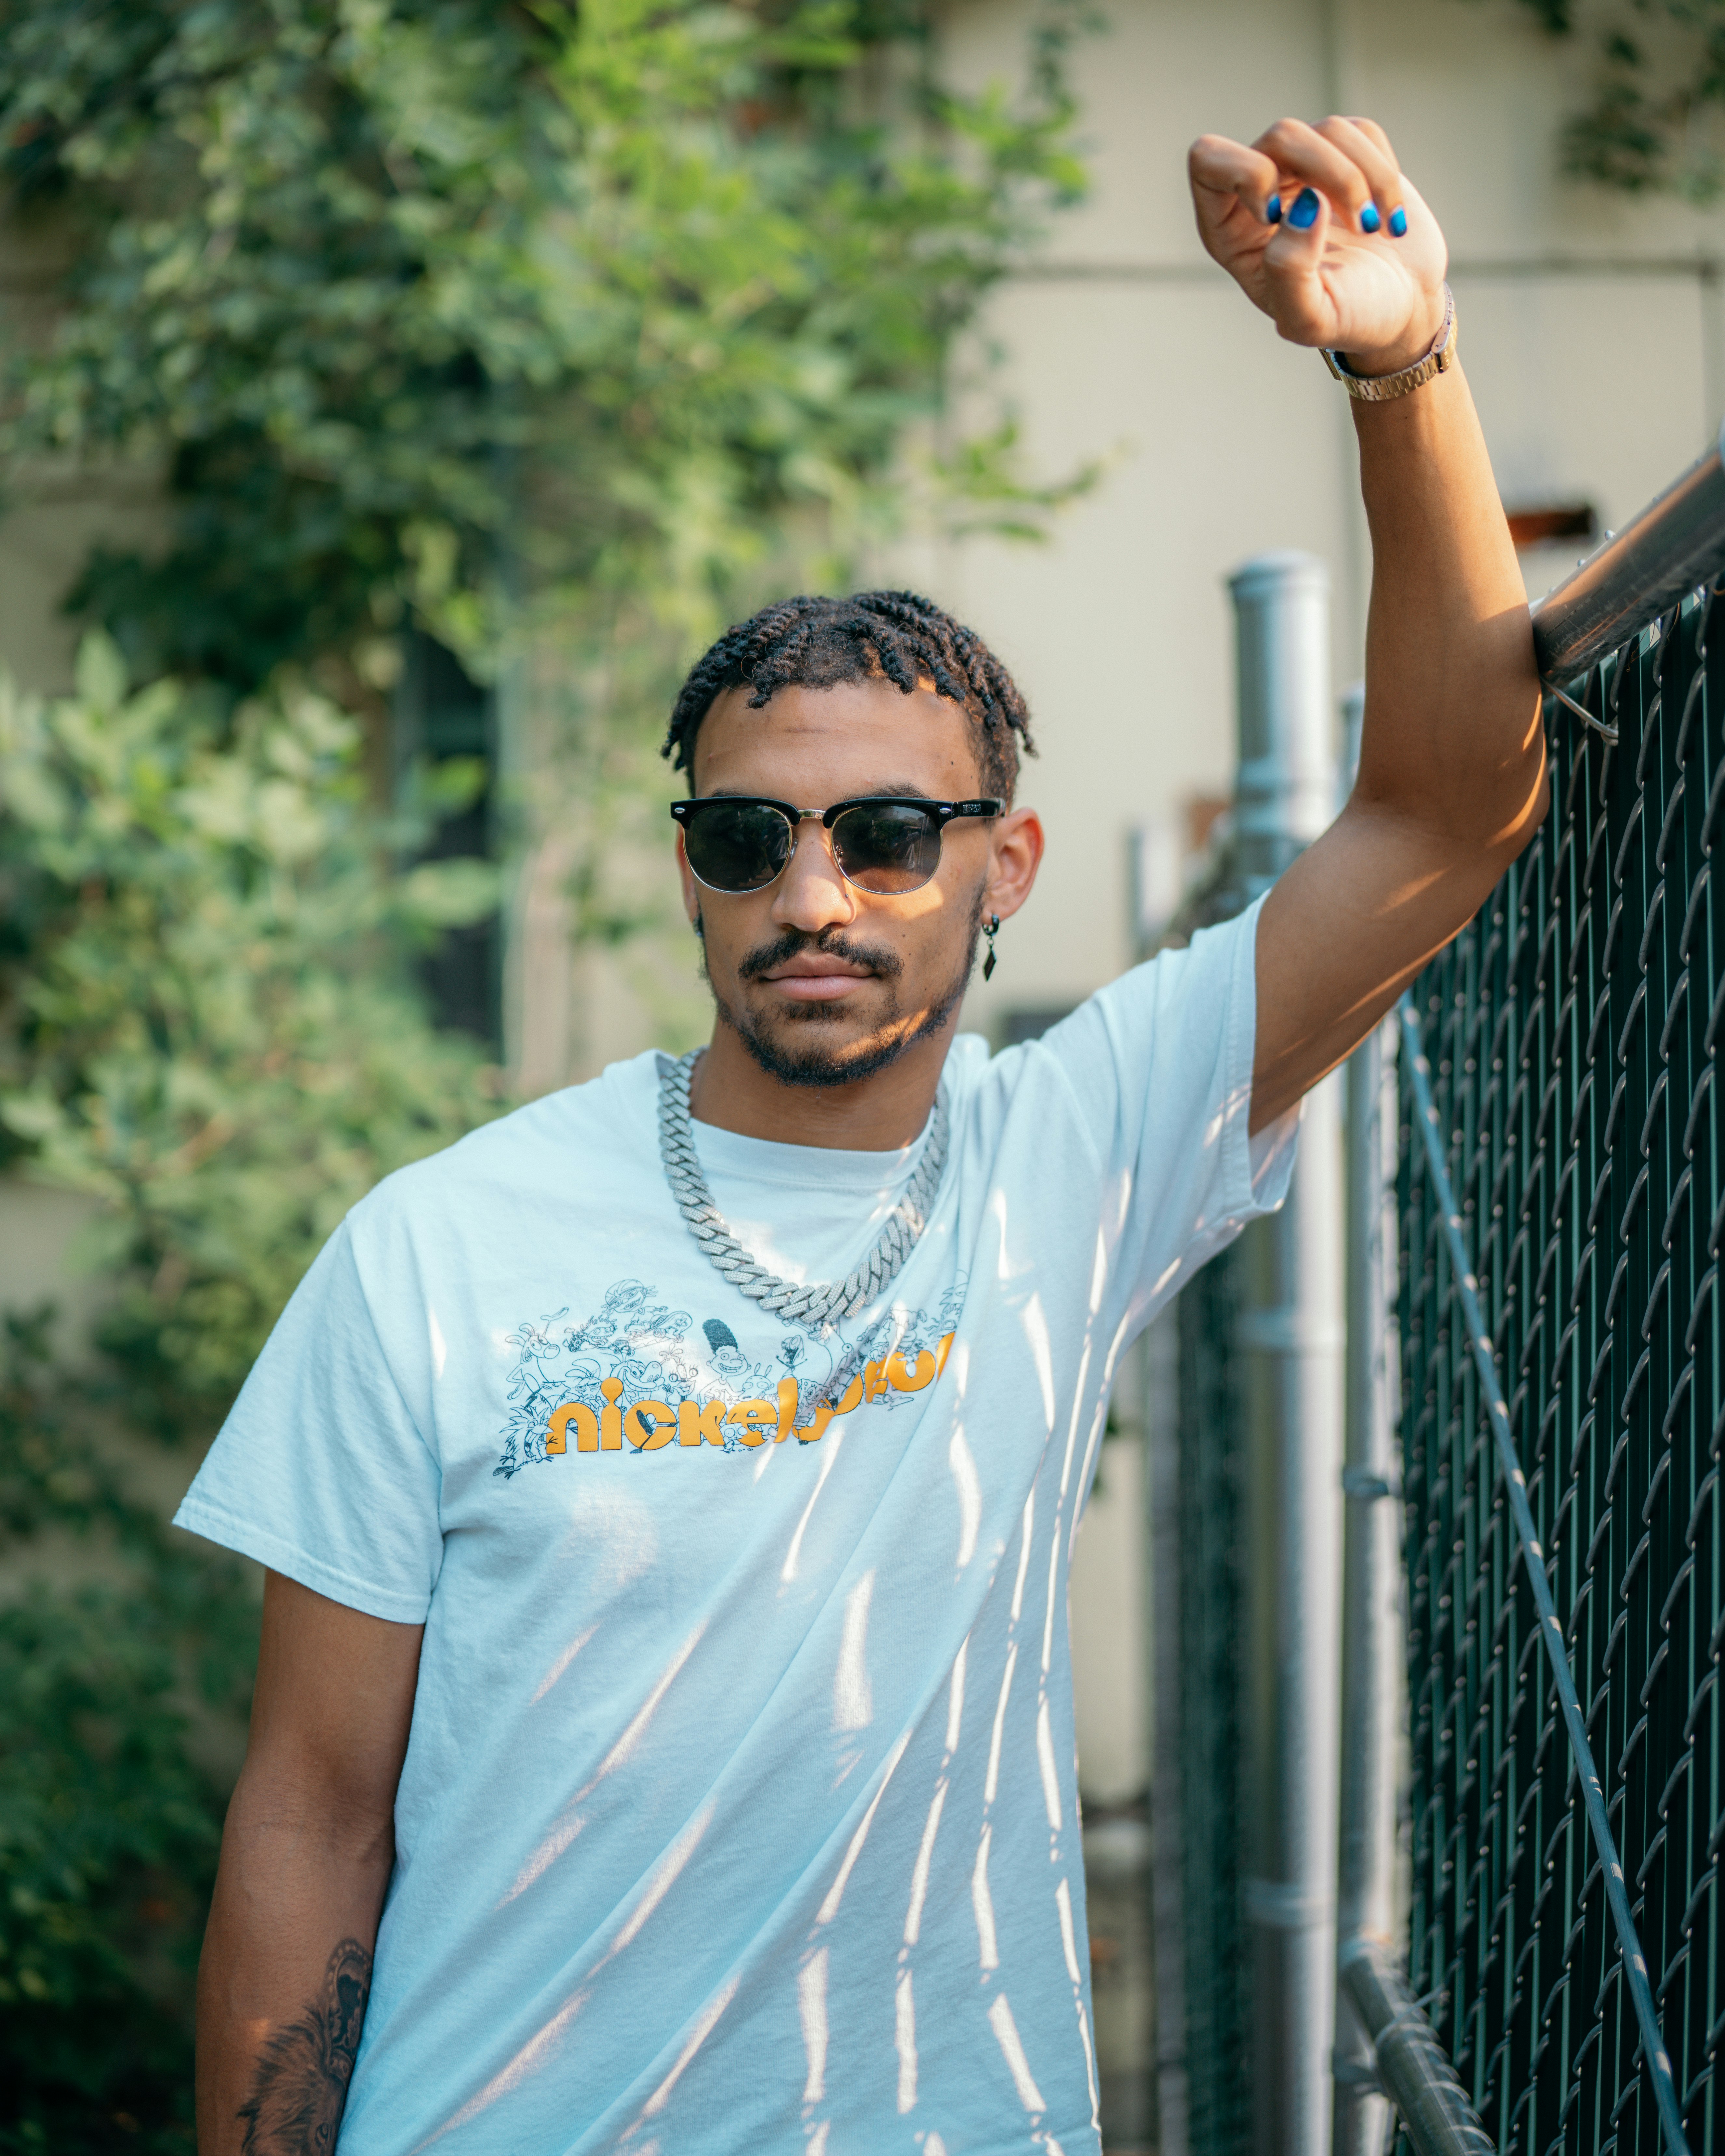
[180,116,1544,2155]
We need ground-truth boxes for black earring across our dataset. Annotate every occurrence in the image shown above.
[983,914,1000,982]
[693,909,704,938]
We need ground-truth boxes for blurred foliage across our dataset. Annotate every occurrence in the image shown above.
[0,0,1090,697]
[0,1314,257,2156]
[0,639,498,2147]
[0,636,498,1401]
[0,7,1088,2143]
[1510,0,1725,200]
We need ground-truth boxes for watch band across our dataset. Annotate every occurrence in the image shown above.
[1322,284,1456,403]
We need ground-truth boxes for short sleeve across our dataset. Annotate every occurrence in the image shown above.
[1029,896,1297,1328]
[172,1218,443,1624]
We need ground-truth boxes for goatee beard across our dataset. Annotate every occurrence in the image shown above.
[707,895,986,1090]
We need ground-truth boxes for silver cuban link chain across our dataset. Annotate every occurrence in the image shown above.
[655,1049,950,1329]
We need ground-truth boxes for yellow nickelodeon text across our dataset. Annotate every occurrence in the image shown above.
[545,1333,957,1457]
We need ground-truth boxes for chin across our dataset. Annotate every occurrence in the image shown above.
[735,1008,916,1090]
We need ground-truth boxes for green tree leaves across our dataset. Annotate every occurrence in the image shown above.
[0,10,1088,2138]
[0,642,499,1402]
[0,641,497,2145]
[1508,0,1725,201]
[1,0,1087,690]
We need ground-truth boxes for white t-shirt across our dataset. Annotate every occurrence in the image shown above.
[176,900,1294,2156]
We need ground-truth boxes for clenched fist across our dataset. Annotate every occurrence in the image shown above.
[1189,117,1448,377]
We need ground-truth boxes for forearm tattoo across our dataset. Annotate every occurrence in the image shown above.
[238,1937,373,2154]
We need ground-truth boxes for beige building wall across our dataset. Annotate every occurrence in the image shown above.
[924,0,1725,1798]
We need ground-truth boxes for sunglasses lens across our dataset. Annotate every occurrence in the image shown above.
[683,802,791,892]
[831,803,943,893]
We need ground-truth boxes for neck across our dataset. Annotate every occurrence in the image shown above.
[688,1018,954,1149]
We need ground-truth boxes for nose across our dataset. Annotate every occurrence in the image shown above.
[769,816,857,934]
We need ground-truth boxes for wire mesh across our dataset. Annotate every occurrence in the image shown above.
[1398,589,1724,2153]
[1174,1238,1253,2153]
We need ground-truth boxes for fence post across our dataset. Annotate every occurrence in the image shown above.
[1229,553,1346,2156]
[1328,689,1405,2156]
[1332,1044,1404,2152]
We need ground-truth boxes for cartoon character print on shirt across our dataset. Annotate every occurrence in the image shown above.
[493,1275,966,1477]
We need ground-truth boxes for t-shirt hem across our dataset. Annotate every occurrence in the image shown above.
[171,1497,432,1625]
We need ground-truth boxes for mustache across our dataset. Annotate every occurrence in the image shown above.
[736,926,903,983]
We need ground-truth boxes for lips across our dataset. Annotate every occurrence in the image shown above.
[737,929,902,991]
[761,956,873,1002]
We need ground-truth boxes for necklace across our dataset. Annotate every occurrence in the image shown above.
[655,1050,950,1329]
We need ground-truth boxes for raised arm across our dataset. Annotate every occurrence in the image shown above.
[1189,117,1548,1131]
[196,1572,422,2155]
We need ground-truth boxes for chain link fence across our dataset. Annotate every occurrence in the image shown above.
[1399,584,1723,2151]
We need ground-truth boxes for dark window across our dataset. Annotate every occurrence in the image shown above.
[393,632,500,1048]
[1000,1007,1074,1048]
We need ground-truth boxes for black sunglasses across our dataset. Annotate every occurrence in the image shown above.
[671,794,1003,896]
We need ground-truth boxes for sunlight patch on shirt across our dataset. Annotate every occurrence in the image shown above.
[948,1426,981,1570]
[529,1621,599,1707]
[506,1617,707,1901]
[1035,1698,1063,1832]
[604,1800,716,1963]
[1018,1292,1056,1431]
[782,1428,845,1585]
[943,1637,968,1757]
[987,1993,1047,2114]
[1054,1877,1082,1986]
[988,1185,1026,1280]
[834,1570,875,1732]
[1041,1532,1062,1679]
[632,1972,740,2124]
[1088,1223,1111,1317]
[1055,1333,1094,1507]
[815,1728,910,1925]
[1068,1400,1110,1559]
[409,1981,592,2150]
[798,1947,829,2104]
[428,1307,448,1381]
[970,1823,999,1970]
[1010,1490,1035,1621]
[985,1643,1017,1806]
[903,1778,947,1946]
[895,1968,919,2112]
[1076,1996,1099,2118]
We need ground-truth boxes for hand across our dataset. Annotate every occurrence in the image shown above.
[1188,117,1447,375]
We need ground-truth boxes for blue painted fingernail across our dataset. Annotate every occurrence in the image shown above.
[1388,204,1408,238]
[1265,192,1282,224]
[1287,187,1319,230]
[1359,202,1381,234]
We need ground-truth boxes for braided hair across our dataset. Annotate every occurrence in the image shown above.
[662,591,1035,801]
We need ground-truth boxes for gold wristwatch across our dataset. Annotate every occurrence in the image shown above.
[1322,284,1456,403]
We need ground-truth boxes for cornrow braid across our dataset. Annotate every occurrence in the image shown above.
[662,590,1034,803]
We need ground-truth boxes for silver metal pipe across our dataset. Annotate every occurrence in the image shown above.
[1230,552,1337,879]
[1330,687,1404,2156]
[1331,1012,1403,2156]
[1338,1937,1493,2156]
[1531,418,1725,684]
[1229,552,1345,2156]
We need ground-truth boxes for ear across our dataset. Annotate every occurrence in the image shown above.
[983,806,1044,922]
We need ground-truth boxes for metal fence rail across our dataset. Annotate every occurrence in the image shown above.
[1398,493,1724,2150]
